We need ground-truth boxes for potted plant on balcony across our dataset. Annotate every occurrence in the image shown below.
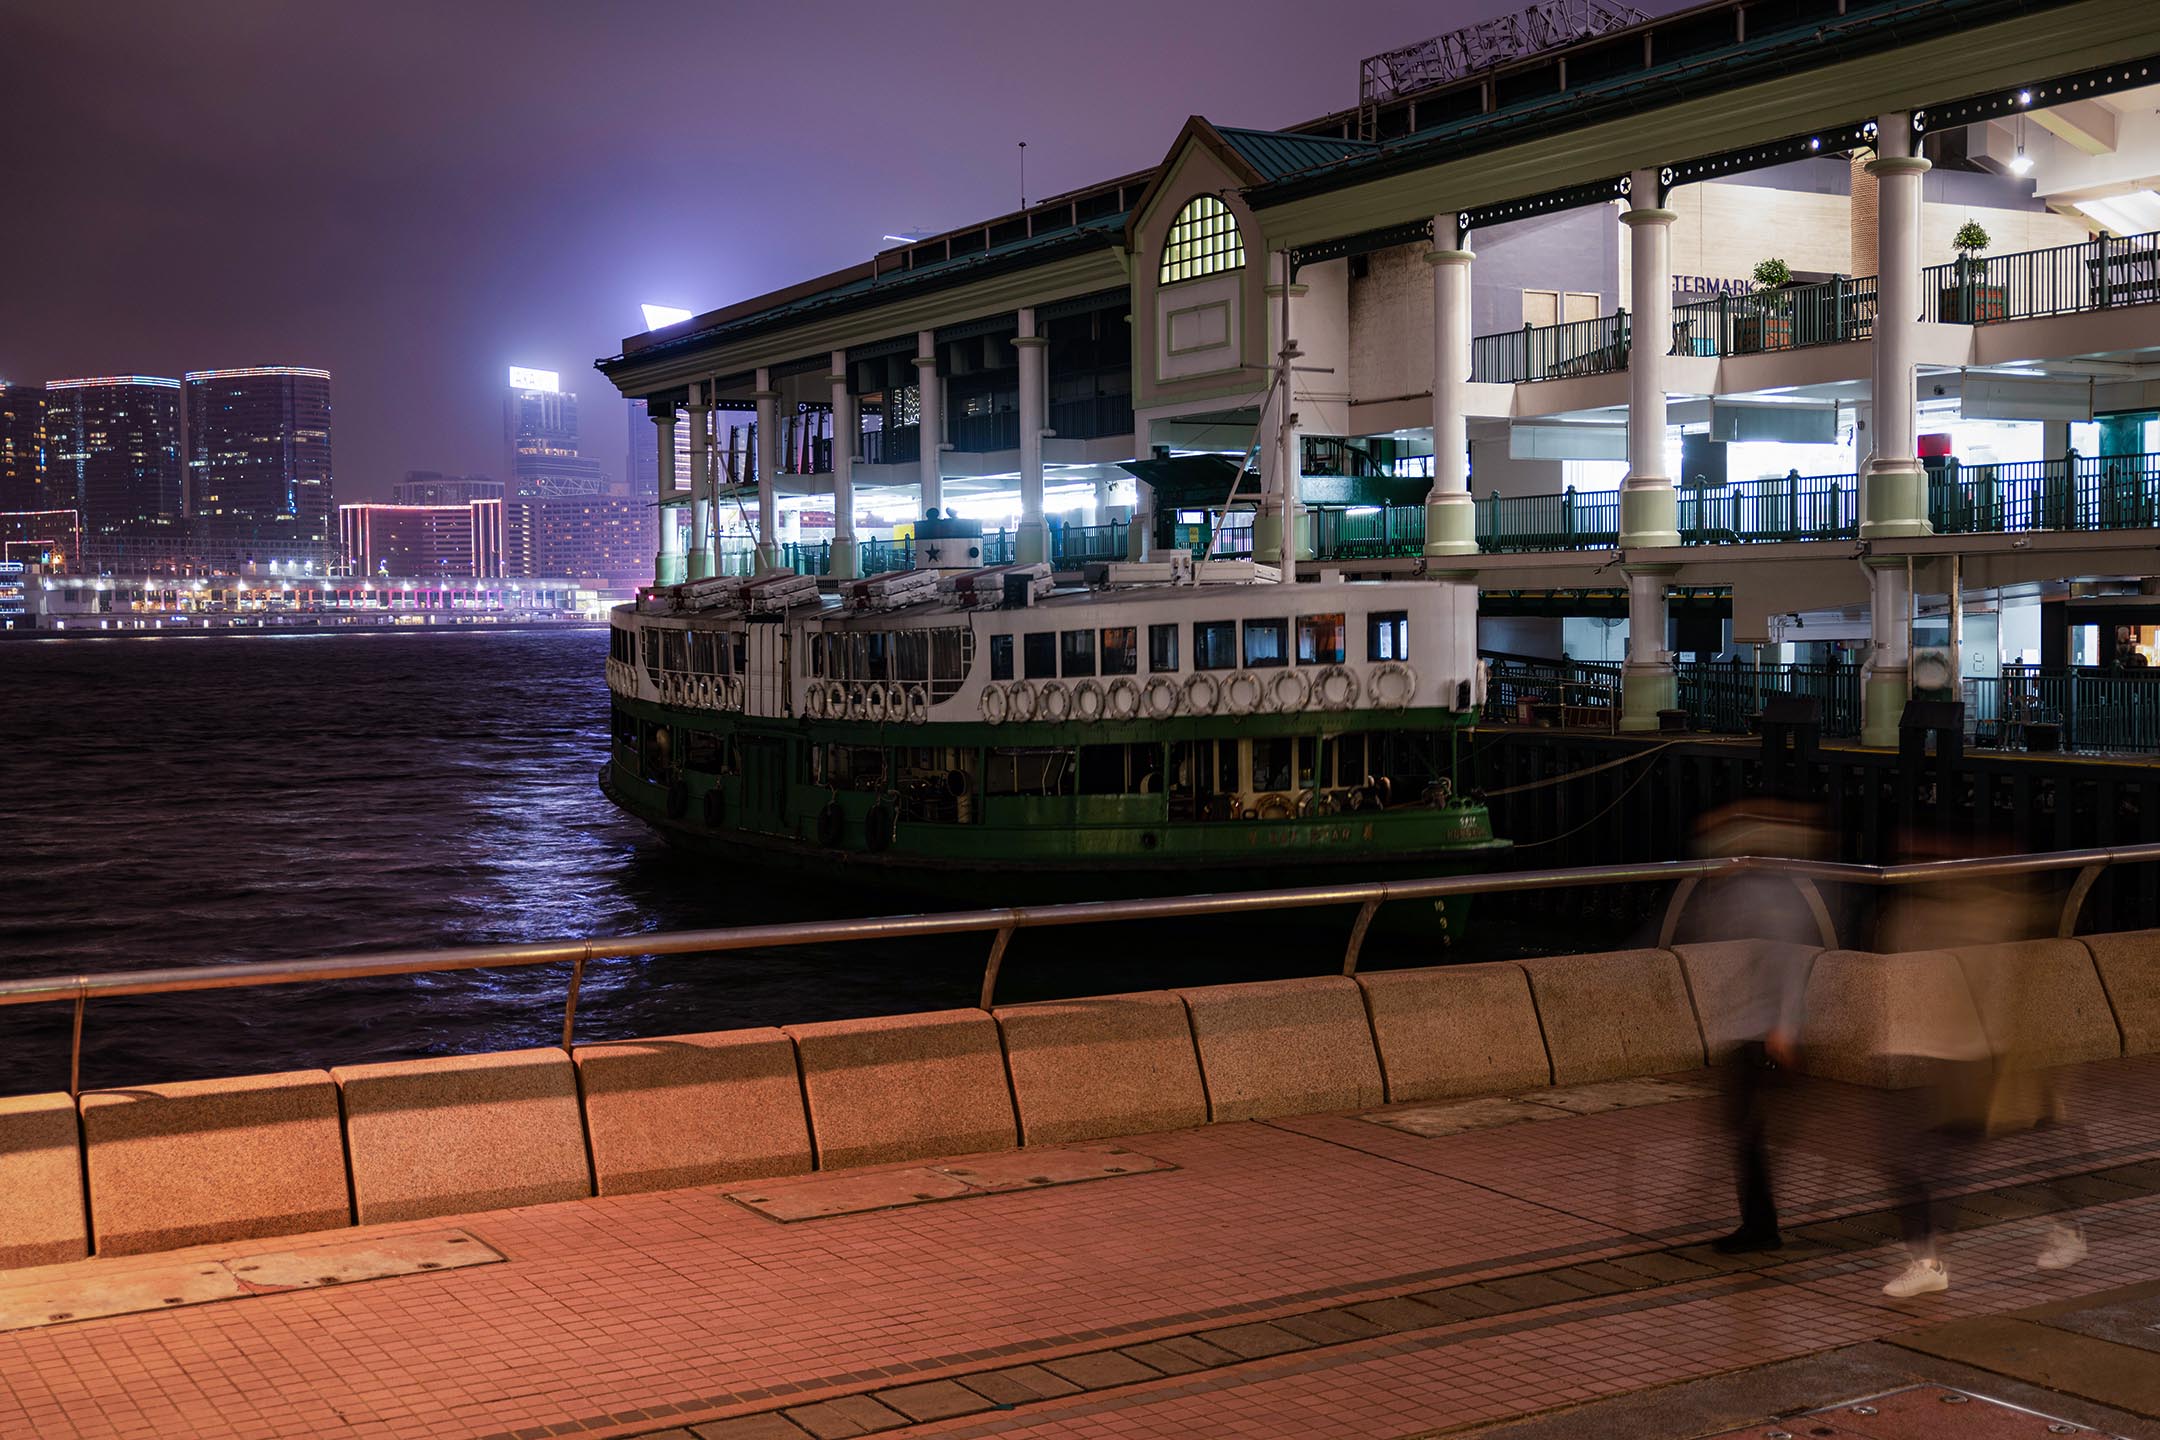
[1939,219,2006,322]
[1734,258,1796,352]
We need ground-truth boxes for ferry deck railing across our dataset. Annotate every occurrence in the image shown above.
[11,842,2160,1096]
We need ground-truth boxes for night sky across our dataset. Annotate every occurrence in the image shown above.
[9,0,1608,499]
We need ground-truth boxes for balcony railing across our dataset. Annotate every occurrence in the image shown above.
[1471,312,1630,384]
[1923,230,2160,324]
[1474,488,1620,550]
[1048,393,1134,441]
[1311,505,1425,559]
[1054,522,1127,566]
[1671,277,1877,357]
[1677,661,1863,737]
[1967,666,2160,754]
[860,425,918,466]
[1931,452,2160,534]
[1676,472,1858,544]
[949,411,1020,453]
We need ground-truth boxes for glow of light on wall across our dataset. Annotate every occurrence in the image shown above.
[640,304,694,331]
[507,366,561,393]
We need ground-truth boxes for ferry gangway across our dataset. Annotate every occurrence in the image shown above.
[7,842,2160,1096]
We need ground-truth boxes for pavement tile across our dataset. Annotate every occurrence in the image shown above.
[1410,1284,1516,1320]
[958,1366,1084,1406]
[874,1380,995,1423]
[1273,1308,1388,1344]
[1477,1272,1602,1308]
[1119,1335,1242,1372]
[1038,1351,1162,1390]
[690,1418,812,1440]
[780,1395,907,1438]
[1341,1296,1458,1332]
[1193,1322,1311,1360]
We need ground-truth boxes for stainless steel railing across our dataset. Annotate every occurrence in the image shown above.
[9,842,2160,1094]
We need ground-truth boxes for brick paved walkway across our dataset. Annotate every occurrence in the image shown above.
[6,1058,2160,1440]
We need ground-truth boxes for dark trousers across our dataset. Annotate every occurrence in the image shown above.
[1725,1040,1780,1237]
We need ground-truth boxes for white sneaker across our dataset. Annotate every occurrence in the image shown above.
[2036,1223,2087,1272]
[1882,1257,1950,1298]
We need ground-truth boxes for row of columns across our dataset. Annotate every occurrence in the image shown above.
[1418,115,1933,740]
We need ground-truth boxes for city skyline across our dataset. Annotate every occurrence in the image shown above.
[4,0,1480,503]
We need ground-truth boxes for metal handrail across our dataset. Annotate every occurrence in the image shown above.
[15,843,2160,1093]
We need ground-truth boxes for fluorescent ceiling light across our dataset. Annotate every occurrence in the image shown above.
[2073,190,2160,236]
[640,304,694,331]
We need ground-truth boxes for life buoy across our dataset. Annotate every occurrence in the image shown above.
[666,780,689,819]
[1315,665,1359,711]
[1038,681,1071,723]
[1143,675,1180,719]
[841,683,865,720]
[864,803,895,852]
[702,787,725,827]
[1223,671,1265,716]
[1105,678,1140,721]
[1256,792,1294,820]
[1371,661,1418,710]
[824,680,849,717]
[1072,679,1105,722]
[1182,672,1221,715]
[804,684,827,719]
[726,675,746,710]
[980,684,1009,725]
[1272,669,1312,713]
[904,684,929,725]
[1006,681,1038,722]
[816,801,845,848]
[863,683,889,723]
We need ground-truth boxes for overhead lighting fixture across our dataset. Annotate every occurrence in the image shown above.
[640,304,693,331]
[2009,114,2034,176]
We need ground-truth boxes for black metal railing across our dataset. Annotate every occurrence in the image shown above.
[949,411,1020,453]
[1676,661,1862,737]
[1924,230,2160,324]
[1471,312,1630,383]
[861,424,919,466]
[1048,393,1134,441]
[1671,277,1877,357]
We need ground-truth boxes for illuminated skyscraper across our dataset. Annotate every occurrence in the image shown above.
[393,471,502,505]
[0,383,45,512]
[505,366,605,499]
[43,376,183,534]
[627,397,689,504]
[184,366,335,564]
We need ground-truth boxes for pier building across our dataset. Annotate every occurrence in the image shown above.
[14,566,618,631]
[598,0,2160,749]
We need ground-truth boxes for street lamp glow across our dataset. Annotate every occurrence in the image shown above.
[640,304,694,331]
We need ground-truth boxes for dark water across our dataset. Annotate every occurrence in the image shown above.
[0,629,1546,1096]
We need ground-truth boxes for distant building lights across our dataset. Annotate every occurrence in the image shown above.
[507,366,560,393]
[182,367,331,382]
[44,375,181,390]
[640,304,694,331]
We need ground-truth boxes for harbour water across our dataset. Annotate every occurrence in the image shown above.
[0,628,1503,1095]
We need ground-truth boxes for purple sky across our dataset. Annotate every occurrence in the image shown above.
[8,0,1570,500]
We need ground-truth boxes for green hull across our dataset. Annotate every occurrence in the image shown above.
[601,693,1508,931]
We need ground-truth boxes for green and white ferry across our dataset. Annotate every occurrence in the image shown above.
[601,544,1505,920]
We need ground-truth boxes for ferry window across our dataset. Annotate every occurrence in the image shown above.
[685,730,729,773]
[1100,626,1138,676]
[1243,618,1288,668]
[930,629,972,700]
[1149,623,1179,672]
[662,629,687,672]
[823,744,887,790]
[1368,611,1409,662]
[1168,739,1239,820]
[865,632,891,681]
[1079,743,1162,795]
[990,634,1014,681]
[1023,631,1058,679]
[896,630,930,683]
[1297,613,1346,666]
[809,634,825,677]
[732,633,748,674]
[1194,620,1237,670]
[1252,737,1295,792]
[1061,629,1096,677]
[987,747,1073,796]
[611,707,639,751]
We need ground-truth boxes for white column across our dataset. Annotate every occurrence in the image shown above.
[1424,223,1476,558]
[1862,112,1933,540]
[652,404,684,585]
[1620,169,1679,549]
[686,386,714,581]
[914,330,944,517]
[828,350,858,579]
[1619,563,1678,731]
[1861,557,1913,746]
[1015,307,1049,564]
[753,366,779,570]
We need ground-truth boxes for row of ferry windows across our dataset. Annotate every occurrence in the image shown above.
[988,612,1408,682]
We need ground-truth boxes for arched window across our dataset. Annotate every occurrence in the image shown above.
[1158,196,1246,285]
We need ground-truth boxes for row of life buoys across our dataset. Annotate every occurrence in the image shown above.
[808,680,929,724]
[970,662,1416,722]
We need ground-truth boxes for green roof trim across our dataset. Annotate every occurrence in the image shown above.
[1212,127,1377,183]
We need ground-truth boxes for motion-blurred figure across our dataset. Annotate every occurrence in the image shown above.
[1691,799,1827,1254]
[1871,830,2088,1297]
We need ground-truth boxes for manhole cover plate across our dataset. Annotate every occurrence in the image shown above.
[1698,1385,2116,1439]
